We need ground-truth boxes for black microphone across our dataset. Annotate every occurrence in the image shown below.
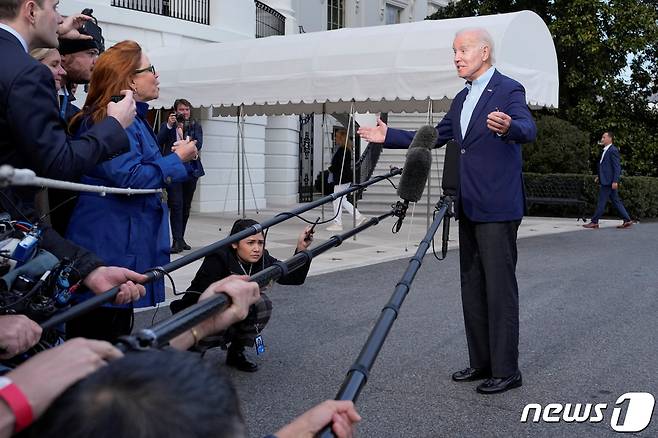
[391,125,436,232]
[440,140,459,259]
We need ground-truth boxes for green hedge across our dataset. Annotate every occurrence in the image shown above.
[524,173,658,219]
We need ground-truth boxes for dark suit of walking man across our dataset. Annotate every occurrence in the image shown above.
[359,28,537,394]
[583,132,633,229]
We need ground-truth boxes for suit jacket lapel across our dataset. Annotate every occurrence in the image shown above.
[463,69,501,143]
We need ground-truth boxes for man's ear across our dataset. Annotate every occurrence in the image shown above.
[25,0,38,24]
[482,45,490,63]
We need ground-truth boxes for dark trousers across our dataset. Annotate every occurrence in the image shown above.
[66,307,133,342]
[167,177,198,240]
[590,185,630,223]
[458,216,521,377]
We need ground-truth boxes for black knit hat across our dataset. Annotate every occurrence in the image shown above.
[58,37,100,55]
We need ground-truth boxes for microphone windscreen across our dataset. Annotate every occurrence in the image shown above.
[441,140,459,196]
[397,126,436,202]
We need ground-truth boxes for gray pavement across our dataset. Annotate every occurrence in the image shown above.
[135,209,657,437]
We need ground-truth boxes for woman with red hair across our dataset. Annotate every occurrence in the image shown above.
[65,40,198,341]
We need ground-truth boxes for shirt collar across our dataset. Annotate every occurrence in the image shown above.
[0,23,28,52]
[465,66,496,91]
[602,144,612,153]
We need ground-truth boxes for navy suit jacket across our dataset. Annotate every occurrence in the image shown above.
[385,69,537,222]
[598,145,622,186]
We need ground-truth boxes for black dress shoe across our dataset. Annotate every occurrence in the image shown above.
[476,371,522,394]
[170,240,184,254]
[226,348,258,372]
[181,239,192,250]
[452,367,491,382]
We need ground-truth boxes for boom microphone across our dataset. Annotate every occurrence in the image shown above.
[397,125,436,202]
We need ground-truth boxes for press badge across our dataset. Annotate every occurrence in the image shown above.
[255,335,265,355]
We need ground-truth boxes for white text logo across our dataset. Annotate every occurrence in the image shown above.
[521,392,655,433]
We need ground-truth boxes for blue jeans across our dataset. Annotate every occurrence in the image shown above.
[590,185,630,223]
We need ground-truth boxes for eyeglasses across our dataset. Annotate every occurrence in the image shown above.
[134,65,156,75]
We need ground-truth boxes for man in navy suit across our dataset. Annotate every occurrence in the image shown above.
[359,28,536,394]
[583,131,633,229]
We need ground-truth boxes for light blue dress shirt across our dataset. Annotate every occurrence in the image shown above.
[460,66,496,139]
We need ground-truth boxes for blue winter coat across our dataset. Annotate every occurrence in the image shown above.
[66,102,189,308]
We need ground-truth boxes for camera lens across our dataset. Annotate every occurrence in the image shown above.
[176,113,185,123]
[13,275,35,294]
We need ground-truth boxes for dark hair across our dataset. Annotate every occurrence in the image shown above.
[174,98,193,111]
[604,131,615,142]
[0,0,43,20]
[229,218,260,236]
[28,350,246,438]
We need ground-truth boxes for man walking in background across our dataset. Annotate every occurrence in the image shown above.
[583,131,633,229]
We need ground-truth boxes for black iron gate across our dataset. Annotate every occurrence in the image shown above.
[298,114,314,202]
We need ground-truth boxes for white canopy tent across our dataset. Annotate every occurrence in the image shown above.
[149,10,558,114]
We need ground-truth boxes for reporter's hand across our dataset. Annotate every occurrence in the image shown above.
[57,14,93,40]
[106,90,136,129]
[6,338,122,419]
[296,225,314,251]
[0,315,42,359]
[83,266,147,304]
[195,275,260,338]
[275,400,361,438]
[357,118,388,143]
[169,275,260,351]
[171,138,198,162]
[612,182,619,190]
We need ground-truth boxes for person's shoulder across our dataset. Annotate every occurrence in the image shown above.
[1,44,48,83]
[494,70,525,90]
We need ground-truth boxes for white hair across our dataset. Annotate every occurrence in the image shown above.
[455,27,496,64]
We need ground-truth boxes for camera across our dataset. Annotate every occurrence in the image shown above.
[79,8,105,53]
[176,113,186,124]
